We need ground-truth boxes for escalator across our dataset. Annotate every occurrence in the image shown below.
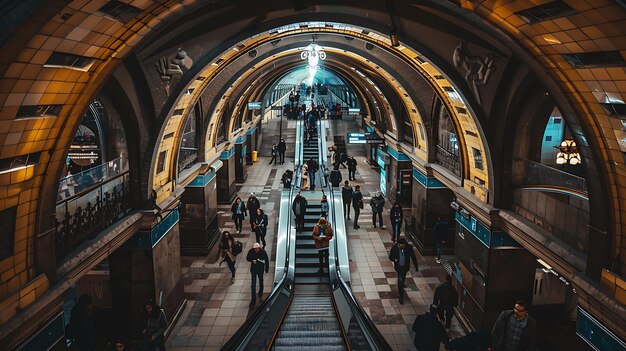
[221,119,391,351]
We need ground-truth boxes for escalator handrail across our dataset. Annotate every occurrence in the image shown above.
[220,120,304,351]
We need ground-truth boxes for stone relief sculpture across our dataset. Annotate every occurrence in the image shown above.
[453,41,498,105]
[155,48,194,95]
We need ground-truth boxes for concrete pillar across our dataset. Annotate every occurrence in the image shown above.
[217,148,237,204]
[452,209,536,329]
[386,148,412,207]
[245,127,257,165]
[179,169,218,255]
[408,168,455,255]
[109,209,185,342]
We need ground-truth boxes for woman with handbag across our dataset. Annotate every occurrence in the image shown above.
[219,231,237,280]
[231,197,246,234]
[351,185,363,229]
[253,208,268,249]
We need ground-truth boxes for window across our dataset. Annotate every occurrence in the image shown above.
[553,117,562,124]
[515,1,575,24]
[98,0,142,23]
[44,52,95,71]
[0,206,17,260]
[157,151,167,174]
[545,136,552,141]
[472,147,483,170]
[16,105,62,119]
[0,152,40,174]
[562,51,625,69]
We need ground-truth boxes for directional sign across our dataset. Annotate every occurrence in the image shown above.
[347,132,384,144]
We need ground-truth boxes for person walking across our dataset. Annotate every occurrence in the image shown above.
[312,217,334,274]
[67,294,97,351]
[247,243,269,307]
[491,300,538,351]
[277,138,286,164]
[269,144,278,165]
[329,164,342,187]
[341,181,353,220]
[434,274,459,329]
[253,208,268,249]
[231,197,246,234]
[320,194,329,218]
[141,298,168,351]
[390,201,403,243]
[433,217,449,263]
[389,238,418,304]
[247,193,260,231]
[307,157,319,190]
[219,231,237,280]
[292,192,308,231]
[351,185,363,229]
[347,156,357,180]
[337,151,347,168]
[370,191,386,228]
[412,304,449,351]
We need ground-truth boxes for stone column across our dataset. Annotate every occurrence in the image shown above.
[109,209,185,341]
[408,168,455,255]
[235,140,247,183]
[217,148,237,204]
[179,170,218,255]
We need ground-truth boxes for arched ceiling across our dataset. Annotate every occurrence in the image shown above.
[0,2,625,324]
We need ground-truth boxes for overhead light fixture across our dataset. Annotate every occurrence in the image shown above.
[390,32,399,47]
[300,42,326,85]
[554,139,581,165]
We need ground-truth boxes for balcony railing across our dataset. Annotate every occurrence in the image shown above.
[521,159,587,194]
[58,157,128,202]
[55,157,130,259]
[435,145,461,177]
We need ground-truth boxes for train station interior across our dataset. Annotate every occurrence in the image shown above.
[0,1,625,350]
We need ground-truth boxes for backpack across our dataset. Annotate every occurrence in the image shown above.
[232,241,243,255]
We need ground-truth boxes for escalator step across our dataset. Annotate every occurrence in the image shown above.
[274,337,345,346]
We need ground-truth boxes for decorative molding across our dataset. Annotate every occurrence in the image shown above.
[155,48,193,95]
[452,41,499,105]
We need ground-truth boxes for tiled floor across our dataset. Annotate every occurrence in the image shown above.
[165,118,464,350]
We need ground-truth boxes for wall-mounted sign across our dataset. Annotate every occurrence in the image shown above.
[576,307,626,351]
[248,102,262,110]
[347,132,384,144]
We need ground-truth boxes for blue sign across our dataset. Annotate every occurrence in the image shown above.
[380,168,387,196]
[577,307,626,351]
[347,132,384,144]
[248,102,262,110]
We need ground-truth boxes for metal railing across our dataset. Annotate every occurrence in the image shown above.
[435,145,461,177]
[521,159,587,194]
[58,156,128,202]
[55,157,130,259]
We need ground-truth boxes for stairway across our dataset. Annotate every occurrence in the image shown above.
[273,290,346,350]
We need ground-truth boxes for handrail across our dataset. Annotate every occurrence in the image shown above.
[220,120,304,351]
[58,156,128,203]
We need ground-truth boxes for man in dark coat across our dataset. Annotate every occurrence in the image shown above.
[307,157,319,190]
[247,193,261,231]
[434,274,459,328]
[341,181,353,220]
[491,300,538,351]
[277,138,287,164]
[292,192,308,231]
[246,243,270,307]
[370,192,386,228]
[329,164,342,187]
[412,304,449,351]
[389,201,403,243]
[389,238,418,304]
[433,217,449,263]
[351,185,363,229]
[347,156,357,180]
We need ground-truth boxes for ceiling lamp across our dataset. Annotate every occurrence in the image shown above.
[555,139,581,165]
[301,43,326,85]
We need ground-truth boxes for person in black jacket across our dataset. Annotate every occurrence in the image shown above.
[341,181,353,220]
[247,193,260,231]
[277,138,286,164]
[247,243,270,307]
[219,231,237,279]
[307,157,319,190]
[412,304,449,351]
[142,298,168,351]
[329,164,342,187]
[347,156,357,180]
[370,192,385,229]
[292,192,308,231]
[491,300,538,351]
[389,238,418,304]
[68,294,97,351]
[434,274,459,328]
[253,208,268,249]
[269,143,278,165]
[390,201,403,243]
[351,185,363,229]
[231,197,246,234]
